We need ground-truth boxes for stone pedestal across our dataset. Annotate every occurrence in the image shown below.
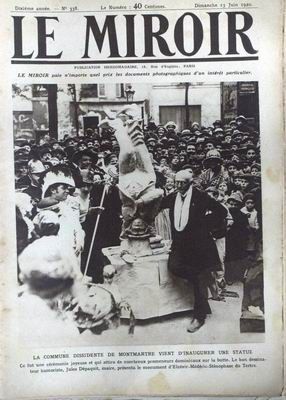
[102,245,193,320]
[120,238,153,257]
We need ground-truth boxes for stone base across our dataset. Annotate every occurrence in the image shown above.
[240,311,265,333]
[120,238,153,257]
[102,245,193,320]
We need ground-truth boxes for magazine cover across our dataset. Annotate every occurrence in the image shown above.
[0,0,284,397]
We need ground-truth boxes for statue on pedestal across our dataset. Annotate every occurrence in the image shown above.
[99,105,164,259]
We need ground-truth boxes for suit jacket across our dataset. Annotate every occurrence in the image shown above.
[161,187,227,277]
[84,183,122,248]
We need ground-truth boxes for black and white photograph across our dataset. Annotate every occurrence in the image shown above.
[13,81,264,346]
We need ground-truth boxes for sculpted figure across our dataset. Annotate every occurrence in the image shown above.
[99,105,163,256]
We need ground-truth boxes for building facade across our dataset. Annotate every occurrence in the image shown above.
[12,81,259,142]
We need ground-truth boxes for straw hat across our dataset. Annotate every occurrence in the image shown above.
[42,167,75,197]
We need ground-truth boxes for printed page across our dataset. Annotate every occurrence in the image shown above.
[0,0,284,397]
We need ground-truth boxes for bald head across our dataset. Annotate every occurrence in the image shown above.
[175,169,194,195]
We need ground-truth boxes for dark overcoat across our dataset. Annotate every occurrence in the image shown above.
[161,187,227,279]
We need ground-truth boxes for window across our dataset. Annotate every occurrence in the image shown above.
[115,83,132,98]
[116,83,126,98]
[98,84,106,97]
[80,84,98,98]
[159,105,201,131]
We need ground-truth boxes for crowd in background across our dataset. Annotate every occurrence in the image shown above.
[14,113,262,314]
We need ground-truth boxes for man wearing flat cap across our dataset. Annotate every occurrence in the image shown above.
[180,129,192,141]
[235,115,250,133]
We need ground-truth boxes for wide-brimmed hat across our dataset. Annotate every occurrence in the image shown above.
[71,285,118,330]
[64,136,77,146]
[42,167,75,197]
[227,192,243,205]
[18,235,77,297]
[186,136,197,144]
[181,129,192,138]
[232,130,244,140]
[213,128,224,134]
[167,137,176,144]
[204,149,223,166]
[213,119,222,127]
[164,121,177,130]
[243,193,255,203]
[160,136,168,143]
[229,120,238,126]
[72,149,98,165]
[146,137,157,145]
[236,115,247,123]
[225,159,239,168]
[156,125,167,134]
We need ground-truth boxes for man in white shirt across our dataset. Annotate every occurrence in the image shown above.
[161,169,227,332]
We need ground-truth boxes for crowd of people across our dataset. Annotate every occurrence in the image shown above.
[14,113,263,335]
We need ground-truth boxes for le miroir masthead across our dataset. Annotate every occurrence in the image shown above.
[12,11,258,61]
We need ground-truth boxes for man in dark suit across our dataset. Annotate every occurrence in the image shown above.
[161,169,227,332]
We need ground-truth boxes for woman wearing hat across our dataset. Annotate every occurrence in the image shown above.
[156,125,167,139]
[38,166,85,278]
[18,235,123,343]
[164,121,178,140]
[164,120,178,131]
[72,149,98,171]
[18,236,82,345]
[197,150,228,190]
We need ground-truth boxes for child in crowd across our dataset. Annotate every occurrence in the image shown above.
[217,181,229,204]
[231,172,243,195]
[239,174,253,195]
[240,193,260,264]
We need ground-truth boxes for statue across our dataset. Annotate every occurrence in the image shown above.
[99,105,164,258]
